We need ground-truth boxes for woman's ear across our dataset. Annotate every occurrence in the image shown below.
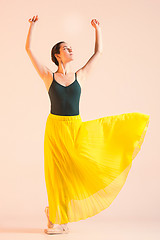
[55,54,61,60]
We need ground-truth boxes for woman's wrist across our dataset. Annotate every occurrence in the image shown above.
[30,21,36,27]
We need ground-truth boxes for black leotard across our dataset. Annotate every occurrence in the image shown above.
[48,72,81,116]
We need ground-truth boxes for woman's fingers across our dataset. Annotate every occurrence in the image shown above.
[91,19,100,25]
[28,15,38,23]
[91,19,100,29]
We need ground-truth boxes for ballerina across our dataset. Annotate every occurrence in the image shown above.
[25,15,150,235]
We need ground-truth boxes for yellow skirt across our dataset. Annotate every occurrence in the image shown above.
[44,112,150,224]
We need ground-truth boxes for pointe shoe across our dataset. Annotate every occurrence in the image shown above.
[44,206,54,228]
[44,225,63,234]
[44,224,69,234]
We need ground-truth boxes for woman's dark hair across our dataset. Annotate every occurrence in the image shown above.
[51,41,66,66]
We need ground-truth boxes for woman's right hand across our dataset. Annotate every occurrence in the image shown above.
[28,15,38,24]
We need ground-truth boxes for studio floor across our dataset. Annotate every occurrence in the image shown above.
[0,219,160,240]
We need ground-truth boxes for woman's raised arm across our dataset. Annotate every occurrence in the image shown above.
[76,19,103,83]
[25,16,52,88]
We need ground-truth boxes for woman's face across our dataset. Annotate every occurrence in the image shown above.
[57,43,74,63]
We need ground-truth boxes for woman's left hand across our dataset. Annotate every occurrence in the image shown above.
[91,19,101,30]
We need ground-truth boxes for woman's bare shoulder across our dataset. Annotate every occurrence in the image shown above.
[45,66,53,80]
[42,66,53,92]
[76,69,86,84]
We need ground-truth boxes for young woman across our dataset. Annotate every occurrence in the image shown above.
[25,15,150,234]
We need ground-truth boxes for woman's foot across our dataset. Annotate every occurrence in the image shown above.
[44,206,54,228]
[44,206,69,234]
[44,224,70,234]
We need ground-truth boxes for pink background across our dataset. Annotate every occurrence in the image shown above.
[0,0,159,238]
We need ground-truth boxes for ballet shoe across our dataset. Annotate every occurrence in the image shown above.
[44,224,69,234]
[44,206,70,234]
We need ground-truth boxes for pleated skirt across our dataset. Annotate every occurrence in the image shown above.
[44,112,150,224]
